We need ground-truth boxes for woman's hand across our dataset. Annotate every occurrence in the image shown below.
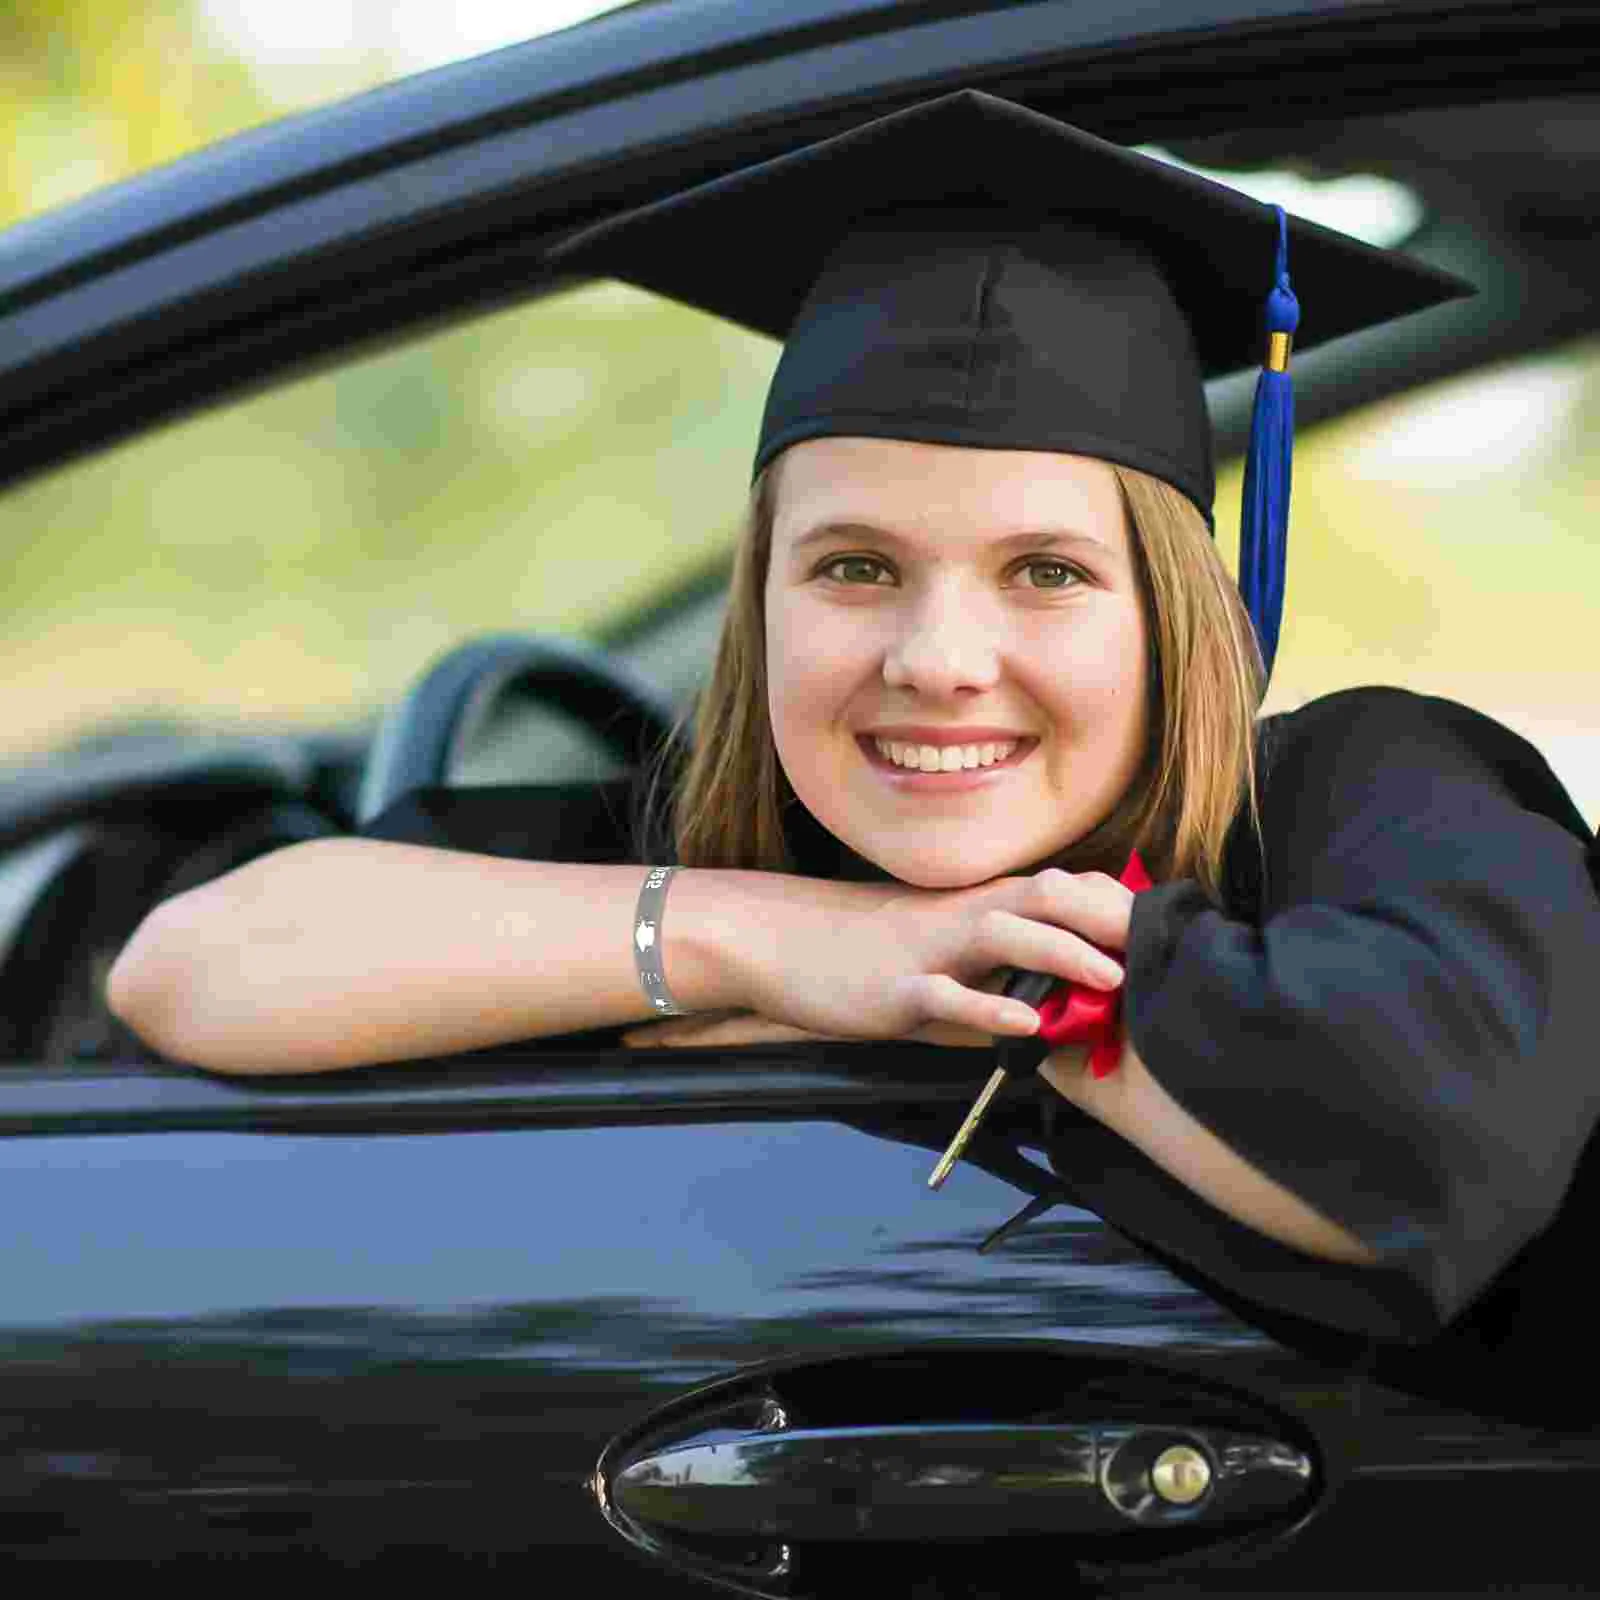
[698,865,1135,1046]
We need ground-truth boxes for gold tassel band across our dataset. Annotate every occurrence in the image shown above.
[1267,331,1293,372]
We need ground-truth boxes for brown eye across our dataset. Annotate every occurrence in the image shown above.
[1021,559,1083,589]
[814,554,1087,588]
[817,555,891,584]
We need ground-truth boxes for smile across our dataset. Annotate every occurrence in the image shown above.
[872,736,1020,771]
[857,734,1038,791]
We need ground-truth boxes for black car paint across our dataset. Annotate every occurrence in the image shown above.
[2,1080,1597,1585]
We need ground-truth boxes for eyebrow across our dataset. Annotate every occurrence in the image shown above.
[789,521,1113,557]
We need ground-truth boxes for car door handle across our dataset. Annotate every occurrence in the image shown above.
[611,1418,1311,1542]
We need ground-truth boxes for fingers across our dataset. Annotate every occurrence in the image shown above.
[915,972,1043,1041]
[1026,866,1135,950]
[977,904,1124,990]
[907,1015,1014,1048]
[976,875,1129,992]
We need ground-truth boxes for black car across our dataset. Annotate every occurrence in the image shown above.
[1,0,1597,1586]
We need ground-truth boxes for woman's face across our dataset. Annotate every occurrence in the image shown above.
[765,436,1149,889]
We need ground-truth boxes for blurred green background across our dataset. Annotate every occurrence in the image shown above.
[2,0,1595,821]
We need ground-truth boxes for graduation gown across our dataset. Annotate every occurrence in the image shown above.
[361,686,1600,1395]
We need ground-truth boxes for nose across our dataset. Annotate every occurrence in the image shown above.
[882,584,1003,696]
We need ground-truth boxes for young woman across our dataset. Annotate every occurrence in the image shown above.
[107,92,1599,1355]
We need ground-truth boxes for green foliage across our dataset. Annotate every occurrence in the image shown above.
[3,0,272,225]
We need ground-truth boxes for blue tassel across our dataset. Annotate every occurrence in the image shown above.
[1239,205,1300,684]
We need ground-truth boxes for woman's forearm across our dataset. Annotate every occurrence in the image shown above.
[105,840,810,1075]
[1040,1044,1379,1267]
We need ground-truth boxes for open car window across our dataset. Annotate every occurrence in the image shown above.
[0,282,776,779]
[1,288,1593,820]
[1224,332,1599,824]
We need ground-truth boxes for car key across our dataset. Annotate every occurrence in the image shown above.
[929,849,1148,1189]
[927,968,1059,1189]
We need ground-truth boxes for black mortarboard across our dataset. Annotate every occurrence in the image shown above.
[551,89,1473,681]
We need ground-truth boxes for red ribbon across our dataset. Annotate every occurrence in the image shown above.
[1033,850,1152,1079]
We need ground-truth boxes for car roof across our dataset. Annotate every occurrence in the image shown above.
[0,0,1595,499]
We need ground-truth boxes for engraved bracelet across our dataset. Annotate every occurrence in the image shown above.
[634,864,690,1017]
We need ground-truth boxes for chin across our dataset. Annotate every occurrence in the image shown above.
[862,846,1024,892]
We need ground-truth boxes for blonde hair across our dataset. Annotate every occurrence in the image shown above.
[635,455,1266,905]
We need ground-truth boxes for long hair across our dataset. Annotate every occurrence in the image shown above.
[635,456,1266,905]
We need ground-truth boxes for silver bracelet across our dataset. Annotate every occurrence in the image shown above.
[634,865,690,1017]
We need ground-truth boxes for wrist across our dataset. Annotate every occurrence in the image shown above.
[655,867,798,1015]
[668,867,882,1018]
[1037,1044,1095,1104]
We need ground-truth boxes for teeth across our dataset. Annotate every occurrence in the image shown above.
[873,738,1019,771]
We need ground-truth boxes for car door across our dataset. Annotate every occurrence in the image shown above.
[2,1054,1598,1589]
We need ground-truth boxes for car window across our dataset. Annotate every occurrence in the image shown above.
[1,282,1593,823]
[1217,334,1599,824]
[0,282,777,767]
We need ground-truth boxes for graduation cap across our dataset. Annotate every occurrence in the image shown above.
[551,89,1474,681]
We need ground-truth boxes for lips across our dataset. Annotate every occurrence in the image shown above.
[857,734,1038,773]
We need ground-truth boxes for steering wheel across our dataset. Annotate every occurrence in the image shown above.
[356,633,682,827]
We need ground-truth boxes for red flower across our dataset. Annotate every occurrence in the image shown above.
[1034,850,1153,1078]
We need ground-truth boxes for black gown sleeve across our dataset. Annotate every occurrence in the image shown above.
[1094,685,1599,1344]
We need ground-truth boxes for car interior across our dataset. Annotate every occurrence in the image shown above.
[0,88,1595,1074]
